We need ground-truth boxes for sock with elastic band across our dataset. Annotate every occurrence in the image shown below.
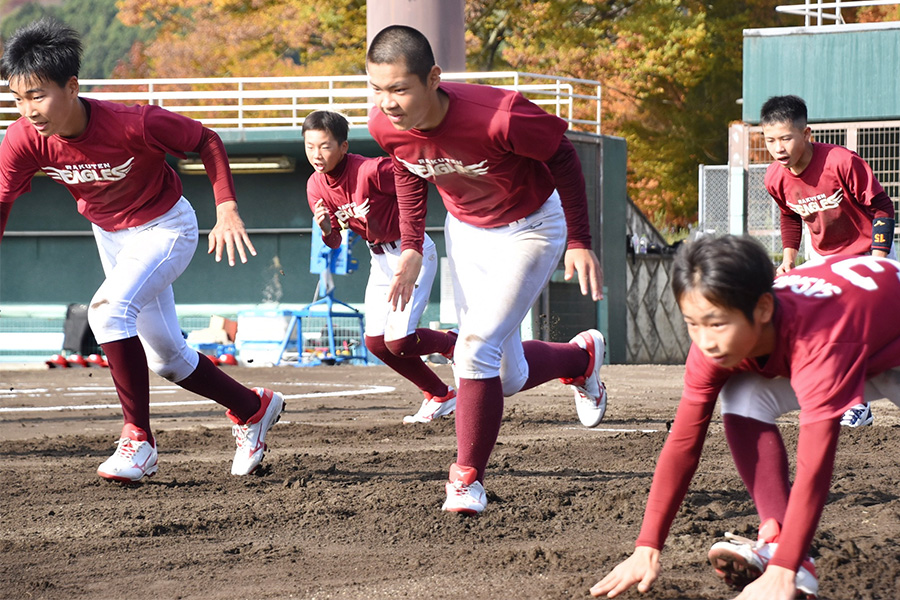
[723,413,791,524]
[177,352,261,423]
[454,376,504,482]
[102,336,152,437]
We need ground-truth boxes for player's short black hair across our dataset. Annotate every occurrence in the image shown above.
[672,235,775,323]
[302,110,350,145]
[366,25,436,84]
[760,95,807,130]
[0,18,82,87]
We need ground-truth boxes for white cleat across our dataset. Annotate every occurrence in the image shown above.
[227,388,285,475]
[708,518,818,599]
[560,329,608,427]
[441,463,487,514]
[840,402,873,427]
[403,387,457,424]
[97,423,159,482]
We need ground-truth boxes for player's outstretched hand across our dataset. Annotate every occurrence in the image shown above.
[564,247,603,301]
[387,249,422,311]
[731,565,797,600]
[313,199,333,235]
[590,546,660,598]
[208,200,257,266]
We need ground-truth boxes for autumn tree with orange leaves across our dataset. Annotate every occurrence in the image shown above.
[114,0,367,78]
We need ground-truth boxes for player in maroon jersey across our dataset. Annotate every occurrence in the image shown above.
[302,109,457,423]
[0,19,283,481]
[367,25,607,514]
[762,94,896,427]
[591,235,900,600]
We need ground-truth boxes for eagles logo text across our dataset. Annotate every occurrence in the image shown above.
[42,157,135,185]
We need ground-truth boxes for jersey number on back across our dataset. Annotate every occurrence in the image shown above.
[830,257,900,291]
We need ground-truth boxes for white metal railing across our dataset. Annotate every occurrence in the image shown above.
[776,0,900,26]
[0,72,602,134]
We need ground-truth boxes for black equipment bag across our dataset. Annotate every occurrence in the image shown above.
[62,303,100,356]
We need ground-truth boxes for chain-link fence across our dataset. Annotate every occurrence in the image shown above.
[700,121,900,256]
[698,165,729,236]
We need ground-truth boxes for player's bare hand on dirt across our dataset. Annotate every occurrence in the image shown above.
[565,247,603,301]
[208,200,256,266]
[590,546,660,598]
[387,249,422,311]
[732,565,797,600]
[313,199,333,235]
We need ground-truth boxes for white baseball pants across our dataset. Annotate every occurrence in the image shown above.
[364,233,438,341]
[88,197,200,382]
[720,368,900,423]
[446,191,566,396]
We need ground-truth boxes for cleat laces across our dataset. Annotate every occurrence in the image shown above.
[724,531,761,548]
[447,480,468,497]
[232,424,250,449]
[113,438,139,460]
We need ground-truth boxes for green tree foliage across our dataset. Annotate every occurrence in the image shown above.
[1,0,149,79]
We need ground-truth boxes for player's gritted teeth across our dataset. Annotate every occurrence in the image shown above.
[382,110,405,126]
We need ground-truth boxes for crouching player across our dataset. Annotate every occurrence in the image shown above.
[591,235,900,600]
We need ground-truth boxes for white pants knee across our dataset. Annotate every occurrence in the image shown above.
[88,197,200,382]
[720,369,900,423]
[446,192,567,396]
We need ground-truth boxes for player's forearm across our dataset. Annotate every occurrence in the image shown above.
[196,128,238,205]
[768,419,840,572]
[779,213,802,252]
[393,164,428,253]
[870,190,895,219]
[781,247,799,269]
[635,400,713,549]
[544,137,592,249]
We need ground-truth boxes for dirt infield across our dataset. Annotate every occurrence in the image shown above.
[1,363,898,600]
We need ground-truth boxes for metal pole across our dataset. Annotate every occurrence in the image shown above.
[366,0,466,72]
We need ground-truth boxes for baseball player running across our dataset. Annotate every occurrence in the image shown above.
[366,25,607,514]
[302,109,457,423]
[0,19,284,482]
[761,94,897,428]
[591,235,900,600]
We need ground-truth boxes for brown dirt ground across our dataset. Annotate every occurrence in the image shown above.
[0,363,898,600]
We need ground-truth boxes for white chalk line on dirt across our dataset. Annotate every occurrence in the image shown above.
[0,383,396,413]
[563,426,664,433]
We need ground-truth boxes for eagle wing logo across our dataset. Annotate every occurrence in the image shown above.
[42,166,69,183]
[353,197,371,219]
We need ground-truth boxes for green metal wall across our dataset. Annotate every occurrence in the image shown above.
[743,24,900,124]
